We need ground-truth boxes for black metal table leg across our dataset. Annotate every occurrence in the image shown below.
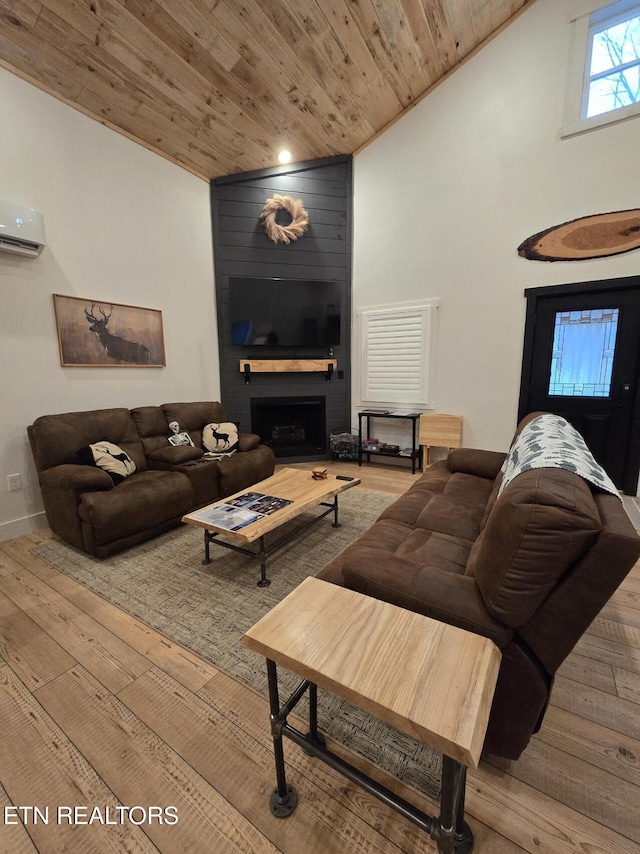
[411,415,418,474]
[261,663,474,851]
[308,682,319,739]
[266,659,298,817]
[257,536,270,587]
[437,756,474,854]
[303,682,326,752]
[331,495,340,528]
[202,530,212,565]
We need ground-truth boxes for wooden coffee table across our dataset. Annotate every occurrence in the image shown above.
[182,467,360,587]
[243,577,501,853]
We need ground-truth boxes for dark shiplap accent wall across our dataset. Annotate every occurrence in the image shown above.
[211,156,352,460]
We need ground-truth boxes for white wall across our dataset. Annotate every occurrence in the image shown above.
[0,68,219,540]
[353,0,640,453]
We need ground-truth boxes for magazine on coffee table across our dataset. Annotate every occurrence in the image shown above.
[189,492,293,531]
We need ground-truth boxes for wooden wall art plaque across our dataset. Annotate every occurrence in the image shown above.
[518,209,640,262]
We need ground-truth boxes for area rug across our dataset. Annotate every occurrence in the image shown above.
[32,488,442,800]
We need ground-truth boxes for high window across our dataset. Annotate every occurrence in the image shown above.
[585,1,640,117]
[562,0,640,136]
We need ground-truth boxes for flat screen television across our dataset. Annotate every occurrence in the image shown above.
[229,277,341,347]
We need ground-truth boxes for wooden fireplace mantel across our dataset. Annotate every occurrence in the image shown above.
[239,359,337,384]
[238,359,337,374]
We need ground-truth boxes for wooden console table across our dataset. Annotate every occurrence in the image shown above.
[243,577,501,853]
[357,410,422,474]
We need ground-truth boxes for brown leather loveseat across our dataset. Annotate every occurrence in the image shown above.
[316,412,640,760]
[28,401,275,558]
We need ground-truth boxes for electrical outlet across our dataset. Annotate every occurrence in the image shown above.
[7,473,22,492]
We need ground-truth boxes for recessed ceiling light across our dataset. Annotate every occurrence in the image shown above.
[277,149,292,164]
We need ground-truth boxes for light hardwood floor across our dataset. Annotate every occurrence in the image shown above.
[1,460,639,853]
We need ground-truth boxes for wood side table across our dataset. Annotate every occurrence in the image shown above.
[242,577,501,853]
[419,413,463,470]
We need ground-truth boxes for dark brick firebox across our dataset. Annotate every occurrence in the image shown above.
[251,396,326,458]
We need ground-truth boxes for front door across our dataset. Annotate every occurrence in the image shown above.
[519,276,640,492]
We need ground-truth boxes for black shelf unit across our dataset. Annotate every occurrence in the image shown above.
[357,410,422,474]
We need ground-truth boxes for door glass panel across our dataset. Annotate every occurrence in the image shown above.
[548,308,619,397]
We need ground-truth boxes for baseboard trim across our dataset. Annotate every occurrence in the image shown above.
[0,511,48,543]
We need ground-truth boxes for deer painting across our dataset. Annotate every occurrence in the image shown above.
[85,304,151,364]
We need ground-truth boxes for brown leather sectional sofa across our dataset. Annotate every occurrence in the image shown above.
[317,412,640,760]
[28,401,275,558]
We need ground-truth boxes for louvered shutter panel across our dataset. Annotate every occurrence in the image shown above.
[360,303,437,407]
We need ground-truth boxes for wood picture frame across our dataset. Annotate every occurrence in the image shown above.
[53,294,166,367]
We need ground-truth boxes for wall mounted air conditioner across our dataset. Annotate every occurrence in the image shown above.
[0,200,46,258]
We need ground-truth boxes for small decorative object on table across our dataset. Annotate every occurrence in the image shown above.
[312,467,328,480]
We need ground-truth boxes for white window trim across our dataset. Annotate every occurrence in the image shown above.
[357,299,440,411]
[561,0,640,139]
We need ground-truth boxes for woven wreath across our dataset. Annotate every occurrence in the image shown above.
[260,194,309,245]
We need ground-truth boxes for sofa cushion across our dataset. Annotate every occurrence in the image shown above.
[466,468,601,628]
[130,405,173,458]
[216,444,276,497]
[447,448,507,480]
[443,472,495,504]
[410,459,452,493]
[148,445,204,464]
[78,470,192,546]
[345,518,417,555]
[76,441,136,484]
[316,515,470,586]
[29,408,147,473]
[238,432,261,452]
[396,529,472,573]
[378,489,440,526]
[341,549,514,648]
[416,494,487,542]
[150,457,221,508]
[202,421,239,453]
[479,479,502,531]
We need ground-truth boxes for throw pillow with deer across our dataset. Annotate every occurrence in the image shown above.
[76,441,136,483]
[202,422,239,454]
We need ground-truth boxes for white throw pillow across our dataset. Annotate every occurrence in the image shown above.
[202,422,239,453]
[76,440,136,484]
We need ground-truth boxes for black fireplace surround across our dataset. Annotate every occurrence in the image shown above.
[212,157,353,461]
[251,396,327,458]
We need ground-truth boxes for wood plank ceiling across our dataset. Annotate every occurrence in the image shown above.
[0,0,535,181]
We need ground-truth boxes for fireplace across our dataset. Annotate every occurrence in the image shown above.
[251,396,326,458]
